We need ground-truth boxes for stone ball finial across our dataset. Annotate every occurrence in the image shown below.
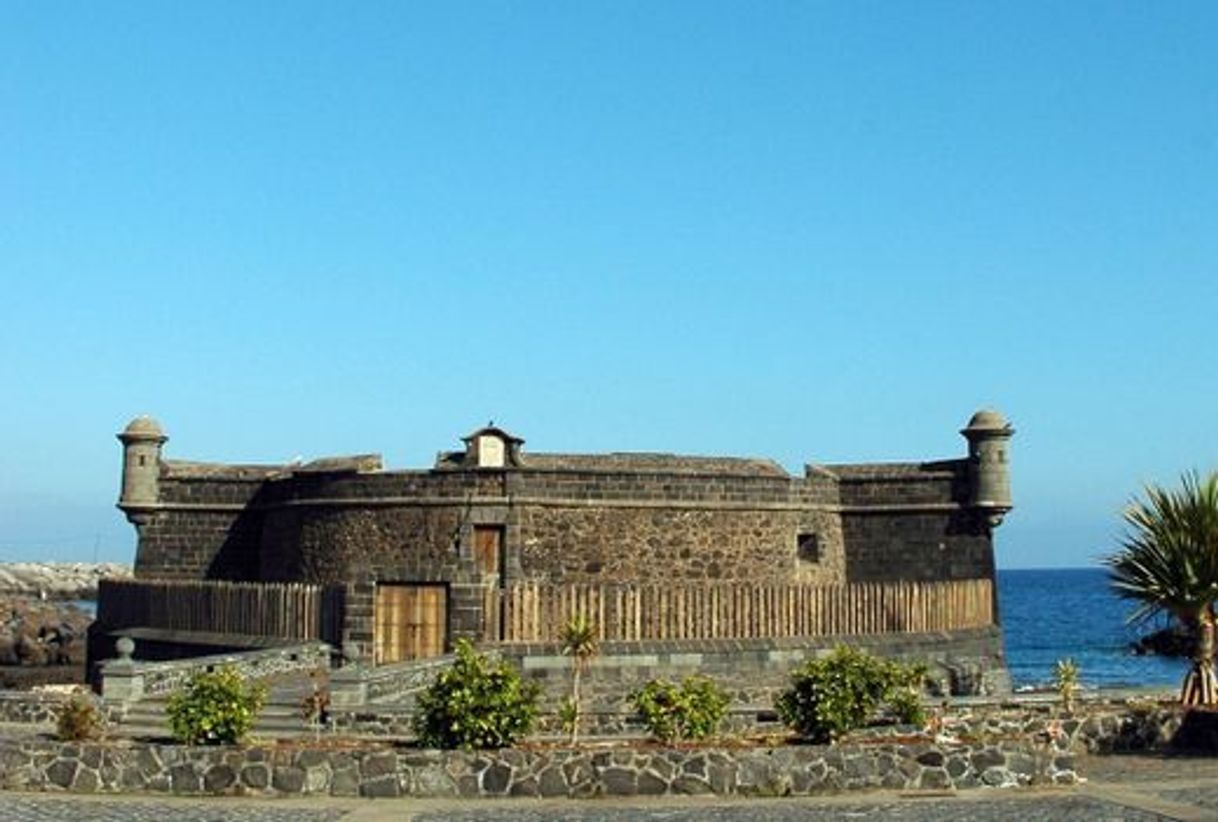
[115,636,135,662]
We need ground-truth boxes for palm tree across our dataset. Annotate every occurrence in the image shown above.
[1105,471,1218,705]
[560,614,599,744]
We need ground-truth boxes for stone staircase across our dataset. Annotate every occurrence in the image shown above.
[116,672,322,740]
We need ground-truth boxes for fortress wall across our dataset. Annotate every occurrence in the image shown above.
[256,468,847,587]
[262,505,469,585]
[841,511,993,583]
[133,476,268,580]
[506,469,844,584]
[511,506,843,584]
[831,461,994,584]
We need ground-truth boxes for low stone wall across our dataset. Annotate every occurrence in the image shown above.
[939,699,1186,754]
[499,627,1009,707]
[0,691,69,725]
[0,737,1075,798]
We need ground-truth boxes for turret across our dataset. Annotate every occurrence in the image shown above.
[117,416,167,523]
[961,409,1014,526]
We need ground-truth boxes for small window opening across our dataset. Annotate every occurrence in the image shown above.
[138,455,146,467]
[797,533,820,564]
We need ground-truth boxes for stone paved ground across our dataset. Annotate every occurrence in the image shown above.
[412,795,1170,821]
[3,754,1218,822]
[0,793,1174,822]
[0,796,347,822]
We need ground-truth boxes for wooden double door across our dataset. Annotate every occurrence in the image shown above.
[374,583,447,664]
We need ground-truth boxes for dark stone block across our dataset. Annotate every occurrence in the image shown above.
[509,777,539,796]
[981,767,1011,786]
[120,766,146,790]
[71,767,101,793]
[241,763,270,789]
[330,768,359,796]
[970,748,1005,770]
[297,749,329,769]
[360,752,397,779]
[272,766,306,794]
[672,774,712,794]
[203,764,237,793]
[482,761,511,794]
[537,765,568,797]
[637,770,668,795]
[360,775,400,797]
[601,766,638,795]
[170,763,201,794]
[943,753,969,778]
[46,759,77,789]
[1006,752,1036,776]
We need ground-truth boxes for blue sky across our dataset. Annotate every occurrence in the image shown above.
[1,2,1215,568]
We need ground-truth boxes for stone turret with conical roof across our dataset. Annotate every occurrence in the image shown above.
[117,415,167,524]
[961,408,1014,526]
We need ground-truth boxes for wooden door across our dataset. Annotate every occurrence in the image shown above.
[474,526,505,585]
[374,584,447,664]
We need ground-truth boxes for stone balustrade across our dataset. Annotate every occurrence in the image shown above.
[99,641,331,702]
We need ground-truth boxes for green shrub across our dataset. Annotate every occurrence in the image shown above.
[1053,658,1081,712]
[413,639,540,750]
[886,686,927,726]
[558,695,580,738]
[775,646,926,743]
[631,675,730,742]
[56,691,105,741]
[166,666,267,745]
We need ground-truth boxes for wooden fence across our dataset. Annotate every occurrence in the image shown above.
[97,579,345,645]
[485,578,993,644]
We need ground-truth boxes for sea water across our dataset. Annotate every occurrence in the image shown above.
[999,567,1188,689]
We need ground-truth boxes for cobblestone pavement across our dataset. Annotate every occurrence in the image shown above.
[412,795,1171,821]
[1161,786,1218,814]
[0,796,349,822]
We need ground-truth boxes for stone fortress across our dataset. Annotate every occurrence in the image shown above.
[100,410,1014,696]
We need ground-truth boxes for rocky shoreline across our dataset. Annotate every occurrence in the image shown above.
[0,562,130,600]
[0,563,128,689]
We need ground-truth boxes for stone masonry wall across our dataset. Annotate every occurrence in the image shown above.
[261,507,468,586]
[831,463,991,584]
[841,511,993,583]
[514,507,843,584]
[0,737,1077,798]
[133,476,268,580]
[500,627,1009,707]
[132,457,983,593]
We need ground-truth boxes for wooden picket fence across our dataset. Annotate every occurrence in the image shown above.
[485,578,993,644]
[97,578,345,645]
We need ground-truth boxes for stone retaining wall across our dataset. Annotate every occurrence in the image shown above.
[0,691,68,725]
[501,627,1009,705]
[0,737,1075,798]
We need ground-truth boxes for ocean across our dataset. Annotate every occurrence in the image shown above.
[999,567,1188,690]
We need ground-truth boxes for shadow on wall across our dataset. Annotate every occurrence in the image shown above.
[205,485,277,582]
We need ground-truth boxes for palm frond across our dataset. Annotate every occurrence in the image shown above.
[1104,471,1218,627]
